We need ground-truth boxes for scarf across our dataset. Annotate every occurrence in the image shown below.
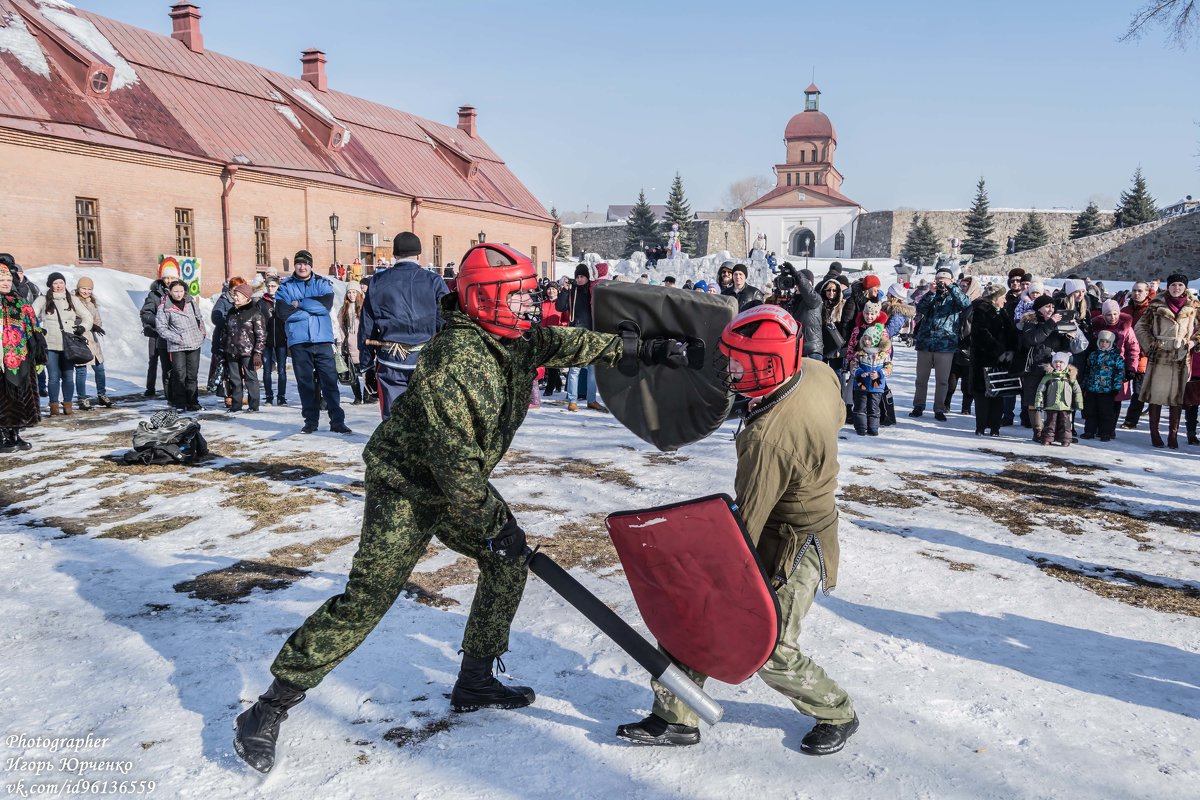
[1,288,38,383]
[1165,293,1188,315]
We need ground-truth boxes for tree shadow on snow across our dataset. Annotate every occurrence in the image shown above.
[824,597,1199,719]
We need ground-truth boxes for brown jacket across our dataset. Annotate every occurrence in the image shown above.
[734,358,842,593]
[1134,296,1198,406]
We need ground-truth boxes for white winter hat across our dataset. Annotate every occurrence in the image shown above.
[887,282,908,299]
[1051,351,1070,366]
[1062,278,1086,295]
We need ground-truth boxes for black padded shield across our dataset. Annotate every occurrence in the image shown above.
[594,282,737,451]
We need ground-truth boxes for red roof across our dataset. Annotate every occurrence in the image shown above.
[804,83,821,94]
[784,110,836,142]
[744,183,860,211]
[0,0,550,222]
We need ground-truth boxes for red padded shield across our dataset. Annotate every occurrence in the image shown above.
[605,494,780,684]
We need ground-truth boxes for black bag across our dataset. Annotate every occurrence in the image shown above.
[122,410,208,465]
[52,304,93,365]
[823,320,845,352]
[880,386,897,426]
[985,368,1023,398]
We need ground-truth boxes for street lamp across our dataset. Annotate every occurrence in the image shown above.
[478,230,487,243]
[329,213,340,265]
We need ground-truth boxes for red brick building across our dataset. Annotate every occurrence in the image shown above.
[0,1,555,293]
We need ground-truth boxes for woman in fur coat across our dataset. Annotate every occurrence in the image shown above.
[1133,274,1198,448]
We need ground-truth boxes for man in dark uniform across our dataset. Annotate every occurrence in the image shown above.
[234,244,686,773]
[358,232,447,419]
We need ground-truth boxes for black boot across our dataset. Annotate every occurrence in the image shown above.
[615,714,700,746]
[1187,406,1199,445]
[10,429,31,451]
[233,678,306,774]
[449,654,534,713]
[0,429,15,455]
[799,713,859,756]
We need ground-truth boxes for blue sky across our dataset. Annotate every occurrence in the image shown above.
[76,0,1199,214]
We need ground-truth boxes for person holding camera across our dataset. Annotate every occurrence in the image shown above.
[33,272,92,416]
[910,267,970,421]
[1019,295,1084,441]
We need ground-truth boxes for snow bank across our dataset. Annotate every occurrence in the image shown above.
[0,12,51,78]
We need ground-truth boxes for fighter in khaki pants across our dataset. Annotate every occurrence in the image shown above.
[617,304,859,756]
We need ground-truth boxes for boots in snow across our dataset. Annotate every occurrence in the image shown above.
[0,429,15,455]
[1148,405,1164,448]
[233,678,306,774]
[62,402,73,415]
[11,430,31,451]
[97,394,114,407]
[799,714,860,756]
[449,654,534,713]
[1167,405,1182,449]
[48,402,61,416]
[615,714,700,746]
[77,397,93,411]
[1187,406,1199,445]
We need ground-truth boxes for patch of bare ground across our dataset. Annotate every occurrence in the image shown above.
[1032,558,1200,617]
[218,474,324,528]
[497,449,637,489]
[644,452,689,467]
[508,502,563,515]
[405,557,477,608]
[840,484,921,509]
[918,550,977,572]
[99,515,201,540]
[1106,476,1138,488]
[37,517,90,536]
[1141,509,1200,533]
[849,465,871,476]
[537,512,620,570]
[175,536,358,603]
[383,718,455,748]
[977,448,1105,475]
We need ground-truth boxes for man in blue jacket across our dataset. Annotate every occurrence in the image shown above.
[911,266,971,421]
[358,232,447,419]
[275,250,351,434]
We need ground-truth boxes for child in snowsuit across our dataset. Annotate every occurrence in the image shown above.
[1034,351,1084,446]
[849,322,891,436]
[1083,330,1126,442]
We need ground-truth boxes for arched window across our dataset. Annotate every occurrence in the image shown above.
[834,231,845,251]
[799,151,806,163]
[787,173,792,186]
[790,228,816,257]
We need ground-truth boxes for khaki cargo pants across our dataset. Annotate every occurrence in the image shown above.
[651,547,855,727]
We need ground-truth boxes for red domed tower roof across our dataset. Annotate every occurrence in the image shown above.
[784,82,836,142]
[784,110,836,141]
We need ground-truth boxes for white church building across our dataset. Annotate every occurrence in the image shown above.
[744,84,863,260]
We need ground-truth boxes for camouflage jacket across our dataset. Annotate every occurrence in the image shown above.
[364,294,621,541]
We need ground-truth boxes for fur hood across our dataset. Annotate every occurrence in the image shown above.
[882,298,916,319]
[1039,362,1079,378]
[1090,310,1132,335]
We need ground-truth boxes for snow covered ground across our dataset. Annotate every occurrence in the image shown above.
[1,268,1197,799]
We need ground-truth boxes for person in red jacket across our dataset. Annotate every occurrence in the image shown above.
[539,284,567,396]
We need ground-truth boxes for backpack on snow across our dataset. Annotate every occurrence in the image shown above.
[122,410,208,465]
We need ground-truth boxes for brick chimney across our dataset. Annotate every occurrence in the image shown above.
[301,49,327,92]
[457,105,477,138]
[169,3,203,54]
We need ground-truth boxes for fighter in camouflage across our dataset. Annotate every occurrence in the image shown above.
[235,243,687,773]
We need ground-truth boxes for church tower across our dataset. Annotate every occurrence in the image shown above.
[777,84,843,193]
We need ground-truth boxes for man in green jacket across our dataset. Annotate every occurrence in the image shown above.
[235,244,687,773]
[617,304,858,755]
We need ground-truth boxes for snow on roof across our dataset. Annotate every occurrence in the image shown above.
[0,12,49,78]
[40,6,138,89]
[292,86,341,126]
[35,0,75,8]
[274,104,302,130]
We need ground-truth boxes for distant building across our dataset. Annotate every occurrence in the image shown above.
[743,84,862,259]
[0,1,554,291]
[1161,195,1199,218]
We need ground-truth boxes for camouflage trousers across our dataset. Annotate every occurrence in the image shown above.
[271,477,527,689]
[651,546,855,727]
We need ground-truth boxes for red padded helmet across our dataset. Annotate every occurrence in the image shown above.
[717,304,803,398]
[456,244,542,338]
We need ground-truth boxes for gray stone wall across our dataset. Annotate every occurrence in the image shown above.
[853,209,1114,259]
[964,213,1200,281]
[564,220,747,260]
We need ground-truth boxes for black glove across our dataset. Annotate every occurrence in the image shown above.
[73,325,85,336]
[486,513,527,561]
[91,324,106,337]
[997,350,1013,365]
[639,337,689,368]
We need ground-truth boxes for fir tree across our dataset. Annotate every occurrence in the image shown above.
[1013,211,1050,252]
[901,214,941,265]
[1069,202,1106,240]
[1113,167,1158,228]
[550,206,570,258]
[960,177,999,260]
[663,172,695,254]
[624,190,662,257]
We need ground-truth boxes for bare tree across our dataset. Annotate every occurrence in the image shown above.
[723,175,774,213]
[1121,0,1197,45]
